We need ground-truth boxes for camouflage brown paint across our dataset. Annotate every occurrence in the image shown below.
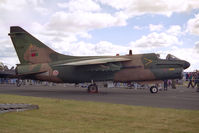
[8,26,190,84]
[23,44,54,64]
[114,55,156,82]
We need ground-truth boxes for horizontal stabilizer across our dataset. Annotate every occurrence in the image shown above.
[17,71,47,76]
[0,70,16,78]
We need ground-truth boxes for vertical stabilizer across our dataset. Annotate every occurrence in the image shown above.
[9,26,70,64]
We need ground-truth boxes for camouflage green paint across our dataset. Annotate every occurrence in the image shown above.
[9,27,76,65]
[17,64,41,75]
[9,26,190,84]
[9,33,30,64]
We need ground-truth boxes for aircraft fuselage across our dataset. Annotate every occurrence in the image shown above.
[16,53,189,83]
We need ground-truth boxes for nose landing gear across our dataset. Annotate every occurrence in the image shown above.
[150,86,158,93]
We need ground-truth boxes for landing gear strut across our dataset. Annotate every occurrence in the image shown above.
[88,83,98,93]
[16,79,22,87]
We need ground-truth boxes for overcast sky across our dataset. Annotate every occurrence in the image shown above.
[0,0,199,71]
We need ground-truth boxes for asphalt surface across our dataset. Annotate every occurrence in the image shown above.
[0,84,199,110]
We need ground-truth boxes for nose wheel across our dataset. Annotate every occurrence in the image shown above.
[150,86,158,93]
[88,84,98,93]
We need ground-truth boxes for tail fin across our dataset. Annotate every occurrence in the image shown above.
[9,26,70,64]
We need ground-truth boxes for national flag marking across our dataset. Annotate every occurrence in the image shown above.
[31,53,38,57]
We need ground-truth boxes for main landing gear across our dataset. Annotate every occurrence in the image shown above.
[88,83,98,93]
[87,80,98,93]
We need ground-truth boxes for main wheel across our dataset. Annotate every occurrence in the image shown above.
[88,84,98,93]
[150,86,158,93]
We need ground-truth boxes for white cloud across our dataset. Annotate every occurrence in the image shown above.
[0,39,16,56]
[0,57,19,68]
[0,0,26,11]
[166,25,183,36]
[194,41,199,53]
[98,0,199,17]
[57,0,101,12]
[49,40,129,56]
[0,0,45,11]
[53,1,129,34]
[187,14,199,35]
[0,21,9,38]
[35,38,128,57]
[0,0,49,28]
[133,25,145,30]
[46,11,127,33]
[0,38,19,67]
[131,32,182,49]
[94,41,129,55]
[34,7,49,15]
[149,24,164,31]
[28,21,129,56]
[77,32,92,39]
[97,0,131,10]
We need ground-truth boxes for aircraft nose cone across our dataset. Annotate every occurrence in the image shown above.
[183,61,190,69]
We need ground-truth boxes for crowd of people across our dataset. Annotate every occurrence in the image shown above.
[0,76,199,92]
[186,71,199,91]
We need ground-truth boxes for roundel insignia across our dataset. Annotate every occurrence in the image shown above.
[53,70,59,76]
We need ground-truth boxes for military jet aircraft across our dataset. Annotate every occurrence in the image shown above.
[8,26,190,93]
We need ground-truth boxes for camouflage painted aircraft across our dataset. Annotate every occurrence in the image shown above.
[8,26,190,93]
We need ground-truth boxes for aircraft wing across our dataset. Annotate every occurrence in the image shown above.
[56,57,131,66]
[54,57,131,72]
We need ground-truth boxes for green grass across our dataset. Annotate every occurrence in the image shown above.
[0,94,199,133]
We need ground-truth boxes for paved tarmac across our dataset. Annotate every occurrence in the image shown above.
[0,84,199,110]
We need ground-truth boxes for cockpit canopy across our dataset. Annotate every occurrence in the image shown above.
[166,54,180,60]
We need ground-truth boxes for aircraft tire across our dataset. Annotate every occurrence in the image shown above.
[88,84,98,93]
[150,86,158,93]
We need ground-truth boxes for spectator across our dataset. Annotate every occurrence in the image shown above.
[194,72,199,92]
[172,79,176,89]
[164,80,168,91]
[187,73,194,88]
[185,73,189,81]
[168,80,172,88]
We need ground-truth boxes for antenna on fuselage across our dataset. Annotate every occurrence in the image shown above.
[129,50,132,55]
